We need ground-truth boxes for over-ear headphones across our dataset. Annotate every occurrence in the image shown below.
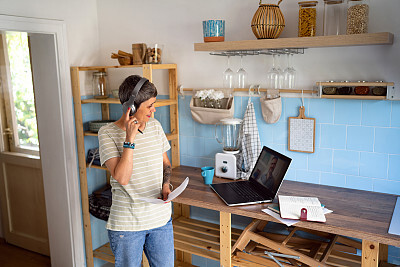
[122,77,148,115]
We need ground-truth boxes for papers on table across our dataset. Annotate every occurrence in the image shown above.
[137,177,189,204]
[278,196,326,222]
[262,196,333,226]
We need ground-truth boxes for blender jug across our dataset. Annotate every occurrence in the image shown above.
[215,118,242,154]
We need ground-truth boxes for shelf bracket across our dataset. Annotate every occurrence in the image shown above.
[387,85,399,100]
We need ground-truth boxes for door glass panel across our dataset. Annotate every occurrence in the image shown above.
[5,31,39,152]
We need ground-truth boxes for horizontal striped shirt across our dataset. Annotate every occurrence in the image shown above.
[98,118,171,231]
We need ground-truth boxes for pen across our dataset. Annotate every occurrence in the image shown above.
[138,129,143,134]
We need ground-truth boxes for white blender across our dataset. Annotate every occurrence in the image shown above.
[215,118,242,179]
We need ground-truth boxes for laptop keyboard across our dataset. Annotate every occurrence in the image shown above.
[227,182,265,201]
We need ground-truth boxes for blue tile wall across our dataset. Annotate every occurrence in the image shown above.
[179,95,400,194]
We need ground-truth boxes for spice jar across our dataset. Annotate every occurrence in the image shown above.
[323,0,345,36]
[354,86,370,95]
[92,71,108,99]
[337,86,352,95]
[372,86,386,96]
[346,0,369,34]
[298,1,318,37]
[322,86,337,95]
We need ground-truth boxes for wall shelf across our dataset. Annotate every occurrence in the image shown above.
[194,32,393,52]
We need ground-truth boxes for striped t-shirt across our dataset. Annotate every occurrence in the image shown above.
[98,118,171,231]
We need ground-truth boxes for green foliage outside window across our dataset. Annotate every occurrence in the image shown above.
[6,31,39,148]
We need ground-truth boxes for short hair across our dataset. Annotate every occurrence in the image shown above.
[118,75,158,110]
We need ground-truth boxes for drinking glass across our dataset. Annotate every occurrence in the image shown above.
[267,54,279,89]
[276,55,285,89]
[223,56,234,88]
[288,54,296,89]
[236,55,248,88]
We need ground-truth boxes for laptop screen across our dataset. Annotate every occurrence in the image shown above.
[249,146,292,197]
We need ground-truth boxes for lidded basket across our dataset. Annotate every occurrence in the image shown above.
[251,0,285,39]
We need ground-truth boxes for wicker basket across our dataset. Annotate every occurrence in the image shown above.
[251,0,285,39]
[89,120,115,133]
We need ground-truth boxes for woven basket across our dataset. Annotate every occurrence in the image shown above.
[89,120,115,133]
[251,0,285,39]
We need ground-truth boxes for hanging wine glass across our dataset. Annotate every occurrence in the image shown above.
[223,55,234,88]
[236,55,248,88]
[276,54,285,89]
[267,54,279,89]
[289,54,296,89]
[283,53,296,89]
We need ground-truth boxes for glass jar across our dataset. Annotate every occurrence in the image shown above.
[146,44,163,64]
[323,0,346,36]
[298,1,318,37]
[346,0,369,34]
[92,71,108,99]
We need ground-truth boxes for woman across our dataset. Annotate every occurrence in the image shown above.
[98,75,174,267]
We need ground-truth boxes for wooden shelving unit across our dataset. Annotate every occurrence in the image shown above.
[71,63,180,267]
[194,32,393,52]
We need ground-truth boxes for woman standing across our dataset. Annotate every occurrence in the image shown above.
[98,75,174,267]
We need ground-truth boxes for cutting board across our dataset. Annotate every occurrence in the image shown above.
[288,106,315,153]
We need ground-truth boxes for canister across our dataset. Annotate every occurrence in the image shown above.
[298,1,318,37]
[92,71,108,99]
[346,0,369,34]
[323,0,345,36]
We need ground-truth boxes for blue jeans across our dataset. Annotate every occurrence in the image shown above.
[108,218,174,267]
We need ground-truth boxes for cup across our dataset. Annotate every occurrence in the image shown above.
[132,43,147,65]
[201,166,215,185]
[202,20,225,42]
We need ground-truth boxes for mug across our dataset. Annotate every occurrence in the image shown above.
[201,166,215,185]
[202,20,225,42]
[131,43,147,65]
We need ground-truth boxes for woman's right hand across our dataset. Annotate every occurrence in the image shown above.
[124,108,139,142]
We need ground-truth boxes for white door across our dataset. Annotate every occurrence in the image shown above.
[0,31,49,256]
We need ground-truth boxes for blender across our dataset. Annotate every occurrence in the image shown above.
[215,118,242,179]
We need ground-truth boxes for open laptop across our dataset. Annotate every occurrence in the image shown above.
[210,146,292,206]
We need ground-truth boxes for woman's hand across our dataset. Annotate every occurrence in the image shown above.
[124,108,139,142]
[162,183,172,201]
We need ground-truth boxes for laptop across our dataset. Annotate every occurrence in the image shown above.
[210,146,292,206]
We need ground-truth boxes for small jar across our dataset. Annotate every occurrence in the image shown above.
[323,0,346,36]
[337,86,352,95]
[372,86,387,96]
[354,86,370,95]
[346,0,369,34]
[146,44,163,64]
[322,86,337,95]
[298,1,318,37]
[92,71,108,99]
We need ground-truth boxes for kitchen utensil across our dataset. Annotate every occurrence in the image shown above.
[215,118,243,179]
[288,106,315,153]
[131,43,147,65]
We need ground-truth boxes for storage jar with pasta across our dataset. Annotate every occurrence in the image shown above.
[298,1,318,37]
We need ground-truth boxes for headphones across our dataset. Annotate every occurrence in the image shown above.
[122,77,148,115]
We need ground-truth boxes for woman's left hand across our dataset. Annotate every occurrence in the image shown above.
[162,183,171,201]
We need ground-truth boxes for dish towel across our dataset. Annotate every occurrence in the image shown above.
[236,101,262,180]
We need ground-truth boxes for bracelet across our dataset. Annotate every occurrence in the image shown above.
[123,142,135,149]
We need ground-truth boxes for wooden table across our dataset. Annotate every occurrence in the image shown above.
[171,166,400,267]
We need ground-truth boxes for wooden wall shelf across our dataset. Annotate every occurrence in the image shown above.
[81,98,177,107]
[194,32,393,52]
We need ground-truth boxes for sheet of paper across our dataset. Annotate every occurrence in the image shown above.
[137,177,189,204]
[262,207,333,227]
[278,195,326,222]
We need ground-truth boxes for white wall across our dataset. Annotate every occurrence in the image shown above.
[96,0,400,93]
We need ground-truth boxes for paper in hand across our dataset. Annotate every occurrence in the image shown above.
[137,177,189,204]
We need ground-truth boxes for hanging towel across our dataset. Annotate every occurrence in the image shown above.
[236,101,262,180]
